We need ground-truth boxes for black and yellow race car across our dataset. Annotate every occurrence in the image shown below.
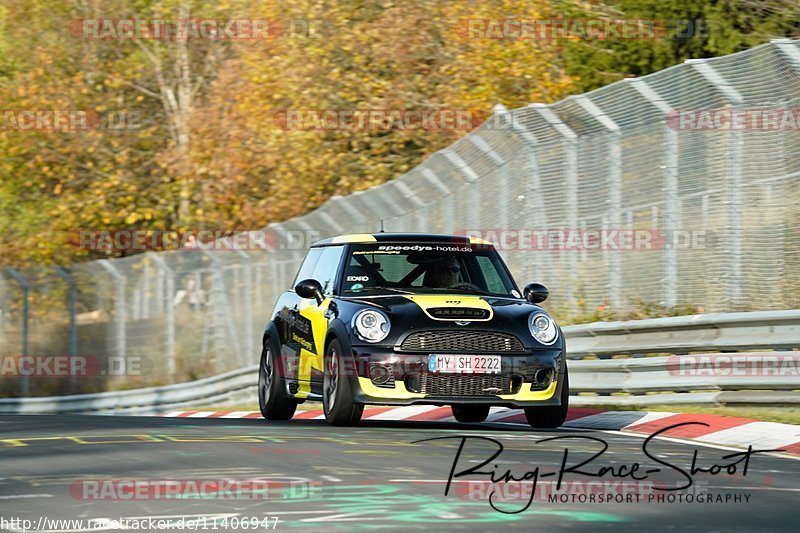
[258,233,568,427]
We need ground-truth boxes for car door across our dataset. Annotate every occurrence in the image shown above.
[272,248,322,390]
[296,245,346,396]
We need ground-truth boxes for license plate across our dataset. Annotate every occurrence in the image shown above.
[428,355,501,374]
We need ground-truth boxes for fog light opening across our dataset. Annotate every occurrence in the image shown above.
[369,364,392,385]
[533,368,554,388]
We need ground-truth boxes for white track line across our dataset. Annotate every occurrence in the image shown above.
[484,407,518,422]
[696,421,800,450]
[218,411,257,418]
[364,405,440,420]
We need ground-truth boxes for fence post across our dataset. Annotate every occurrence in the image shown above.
[146,253,175,377]
[443,148,481,231]
[54,267,78,390]
[381,182,412,218]
[236,250,255,364]
[371,183,406,230]
[497,108,554,286]
[5,268,30,395]
[202,251,243,368]
[627,78,680,307]
[688,59,745,308]
[772,39,800,70]
[533,104,579,306]
[356,190,390,232]
[0,276,5,353]
[575,95,622,311]
[141,261,151,319]
[420,167,452,234]
[316,210,344,234]
[98,259,126,363]
[254,255,264,318]
[391,180,426,232]
[330,195,367,231]
[468,121,508,232]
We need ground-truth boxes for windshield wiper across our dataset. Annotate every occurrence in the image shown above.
[344,286,414,295]
[446,287,498,297]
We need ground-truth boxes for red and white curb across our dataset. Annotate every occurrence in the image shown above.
[161,407,800,456]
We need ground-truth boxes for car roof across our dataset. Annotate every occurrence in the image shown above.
[310,233,492,247]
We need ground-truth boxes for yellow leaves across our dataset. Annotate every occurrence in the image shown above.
[0,0,579,266]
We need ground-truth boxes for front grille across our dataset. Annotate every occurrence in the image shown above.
[412,373,518,396]
[399,330,524,353]
[428,307,490,320]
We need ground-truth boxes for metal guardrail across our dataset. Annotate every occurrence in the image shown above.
[570,352,800,406]
[563,310,800,358]
[0,366,257,416]
[571,353,800,393]
[0,311,797,414]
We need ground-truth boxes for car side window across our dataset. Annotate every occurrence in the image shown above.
[292,248,322,288]
[476,255,506,294]
[309,245,346,296]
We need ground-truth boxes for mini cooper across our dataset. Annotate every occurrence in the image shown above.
[258,233,568,427]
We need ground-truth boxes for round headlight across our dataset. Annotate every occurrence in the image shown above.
[353,309,390,343]
[529,312,558,345]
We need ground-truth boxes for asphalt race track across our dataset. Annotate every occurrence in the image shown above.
[0,414,797,531]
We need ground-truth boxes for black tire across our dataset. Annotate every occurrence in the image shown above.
[451,405,490,423]
[524,366,569,429]
[322,338,363,426]
[258,340,297,421]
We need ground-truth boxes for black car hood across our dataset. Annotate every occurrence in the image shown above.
[338,293,550,333]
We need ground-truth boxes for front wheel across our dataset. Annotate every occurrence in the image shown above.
[322,338,363,426]
[259,341,297,421]
[451,405,490,423]
[524,366,569,429]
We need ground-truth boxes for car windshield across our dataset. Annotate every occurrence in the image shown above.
[341,242,519,297]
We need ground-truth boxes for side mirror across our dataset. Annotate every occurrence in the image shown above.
[523,283,548,304]
[295,278,324,304]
